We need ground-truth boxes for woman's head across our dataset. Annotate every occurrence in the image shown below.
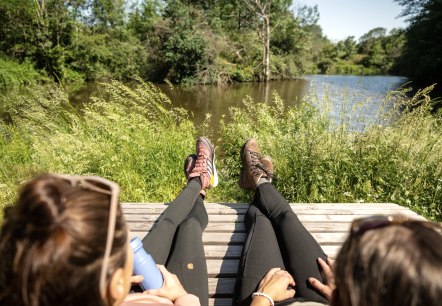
[0,174,130,306]
[333,215,442,306]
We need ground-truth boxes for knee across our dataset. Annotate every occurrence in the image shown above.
[180,216,206,232]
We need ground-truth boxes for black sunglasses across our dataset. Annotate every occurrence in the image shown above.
[351,215,442,237]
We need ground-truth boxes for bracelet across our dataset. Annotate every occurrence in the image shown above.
[252,292,275,306]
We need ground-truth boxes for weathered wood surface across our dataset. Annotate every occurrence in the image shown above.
[123,203,425,306]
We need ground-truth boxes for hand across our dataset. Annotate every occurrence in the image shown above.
[130,275,144,284]
[143,265,187,302]
[309,258,335,302]
[254,268,296,304]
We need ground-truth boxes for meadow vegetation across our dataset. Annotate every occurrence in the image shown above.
[0,81,441,221]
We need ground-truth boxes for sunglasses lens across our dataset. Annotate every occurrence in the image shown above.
[83,179,113,195]
[356,220,390,235]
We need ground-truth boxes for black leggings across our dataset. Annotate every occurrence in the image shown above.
[141,179,209,306]
[233,183,328,305]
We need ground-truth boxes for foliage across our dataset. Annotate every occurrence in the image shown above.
[0,0,419,85]
[1,82,441,222]
[321,28,406,76]
[0,57,44,88]
[394,0,442,106]
[0,80,196,217]
[214,87,442,221]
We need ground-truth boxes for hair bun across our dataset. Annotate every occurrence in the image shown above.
[16,175,69,239]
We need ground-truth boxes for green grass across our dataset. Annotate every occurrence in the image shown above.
[0,80,441,221]
[0,57,44,89]
[213,86,442,221]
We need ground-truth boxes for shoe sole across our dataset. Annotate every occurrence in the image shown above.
[240,138,254,163]
[238,138,258,190]
[199,137,218,188]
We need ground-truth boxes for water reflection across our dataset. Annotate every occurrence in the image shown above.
[156,79,310,128]
[68,75,407,135]
[304,75,408,131]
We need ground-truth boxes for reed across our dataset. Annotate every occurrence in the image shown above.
[1,81,440,221]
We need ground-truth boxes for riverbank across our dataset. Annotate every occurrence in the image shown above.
[0,81,441,221]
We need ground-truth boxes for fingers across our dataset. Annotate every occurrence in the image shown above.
[327,257,335,266]
[277,270,296,287]
[130,275,144,283]
[285,288,296,299]
[308,277,331,298]
[318,258,333,281]
[259,267,281,287]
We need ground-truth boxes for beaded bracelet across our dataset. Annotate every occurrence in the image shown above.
[252,292,275,306]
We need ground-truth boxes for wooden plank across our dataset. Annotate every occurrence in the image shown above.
[205,259,238,277]
[122,206,416,215]
[202,245,339,259]
[209,278,235,296]
[125,212,424,223]
[128,231,348,245]
[123,203,403,208]
[209,298,231,306]
[126,221,353,232]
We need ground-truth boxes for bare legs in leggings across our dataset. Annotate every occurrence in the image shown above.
[234,182,328,305]
[141,179,209,306]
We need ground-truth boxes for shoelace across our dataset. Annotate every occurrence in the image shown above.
[256,162,273,179]
[194,153,209,175]
[248,151,273,178]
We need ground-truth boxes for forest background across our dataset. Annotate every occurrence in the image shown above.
[1,0,440,99]
[0,0,441,221]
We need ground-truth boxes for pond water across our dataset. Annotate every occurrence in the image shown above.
[69,75,408,135]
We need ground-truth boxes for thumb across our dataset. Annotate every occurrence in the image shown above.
[131,275,144,283]
[156,265,169,277]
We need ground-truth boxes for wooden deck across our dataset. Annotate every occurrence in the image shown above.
[123,203,425,306]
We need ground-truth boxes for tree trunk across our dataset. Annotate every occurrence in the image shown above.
[263,15,270,82]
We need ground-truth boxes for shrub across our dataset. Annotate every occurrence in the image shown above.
[0,79,196,217]
[213,87,442,221]
[1,82,440,222]
[0,57,43,89]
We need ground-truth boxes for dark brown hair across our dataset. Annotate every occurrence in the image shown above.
[0,174,128,306]
[333,223,442,306]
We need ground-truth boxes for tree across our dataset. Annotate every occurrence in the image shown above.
[395,0,442,96]
[243,0,272,81]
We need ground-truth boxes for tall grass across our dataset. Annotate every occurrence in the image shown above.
[0,80,441,221]
[0,80,196,215]
[214,86,442,221]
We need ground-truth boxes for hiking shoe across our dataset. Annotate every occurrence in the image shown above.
[260,156,274,183]
[239,139,273,190]
[184,154,197,180]
[188,137,218,190]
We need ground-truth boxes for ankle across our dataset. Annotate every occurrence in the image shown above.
[257,177,272,187]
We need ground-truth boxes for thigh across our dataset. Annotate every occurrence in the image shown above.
[165,208,208,306]
[255,184,328,303]
[142,180,201,264]
[234,205,285,306]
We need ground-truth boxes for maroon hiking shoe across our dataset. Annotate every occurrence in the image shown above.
[188,137,218,190]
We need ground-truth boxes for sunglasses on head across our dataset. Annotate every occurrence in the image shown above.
[53,174,121,296]
[351,215,442,237]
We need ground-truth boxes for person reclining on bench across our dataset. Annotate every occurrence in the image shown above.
[0,136,218,306]
[233,138,442,306]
